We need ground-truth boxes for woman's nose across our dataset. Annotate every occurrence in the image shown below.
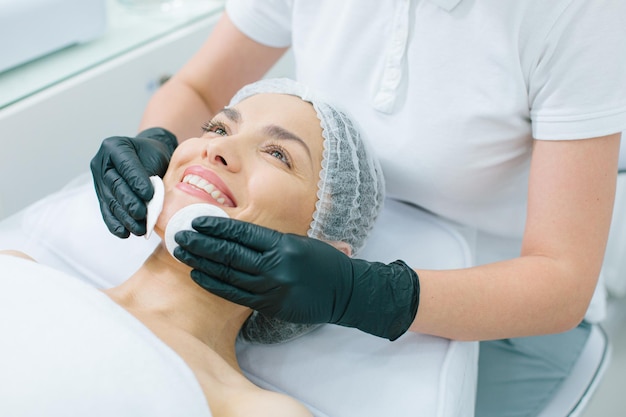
[203,137,241,172]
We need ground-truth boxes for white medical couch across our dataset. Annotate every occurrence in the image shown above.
[0,174,479,417]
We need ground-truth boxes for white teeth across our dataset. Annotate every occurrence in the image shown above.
[187,175,198,185]
[182,174,226,205]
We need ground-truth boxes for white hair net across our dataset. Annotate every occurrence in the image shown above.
[229,77,385,254]
[228,78,386,344]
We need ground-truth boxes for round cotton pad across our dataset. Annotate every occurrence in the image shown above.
[164,203,230,260]
[145,176,164,239]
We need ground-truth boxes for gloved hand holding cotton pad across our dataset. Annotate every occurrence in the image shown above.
[144,176,230,259]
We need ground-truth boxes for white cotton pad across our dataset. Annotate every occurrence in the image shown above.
[164,203,230,260]
[145,176,165,239]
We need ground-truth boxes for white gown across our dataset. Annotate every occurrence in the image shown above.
[0,255,212,417]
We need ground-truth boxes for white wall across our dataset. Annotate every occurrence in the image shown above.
[0,16,217,220]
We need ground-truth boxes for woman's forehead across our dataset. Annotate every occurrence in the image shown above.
[233,94,324,153]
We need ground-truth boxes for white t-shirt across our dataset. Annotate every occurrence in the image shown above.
[226,0,626,241]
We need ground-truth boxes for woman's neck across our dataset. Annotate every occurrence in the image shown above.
[103,244,252,370]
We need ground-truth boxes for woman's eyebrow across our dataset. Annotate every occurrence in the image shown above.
[263,125,312,160]
[218,107,242,123]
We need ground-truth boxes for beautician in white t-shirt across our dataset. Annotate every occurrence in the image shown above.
[89,1,626,416]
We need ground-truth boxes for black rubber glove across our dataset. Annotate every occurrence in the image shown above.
[174,217,420,341]
[90,127,177,238]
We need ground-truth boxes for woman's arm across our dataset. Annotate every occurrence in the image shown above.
[139,12,288,141]
[411,133,621,340]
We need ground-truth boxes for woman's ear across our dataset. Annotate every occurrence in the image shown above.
[327,241,352,257]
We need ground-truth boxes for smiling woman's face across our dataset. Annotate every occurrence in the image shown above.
[154,93,325,238]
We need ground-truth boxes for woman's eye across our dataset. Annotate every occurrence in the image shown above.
[201,121,228,136]
[270,149,285,160]
[266,146,292,168]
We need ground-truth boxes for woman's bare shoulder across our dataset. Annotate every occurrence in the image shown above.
[215,385,311,417]
[268,391,312,416]
[168,345,312,417]
[246,389,313,417]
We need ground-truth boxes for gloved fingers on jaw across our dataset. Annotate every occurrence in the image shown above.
[90,155,106,178]
[177,248,276,292]
[110,147,155,201]
[109,198,147,236]
[99,197,130,238]
[94,180,130,238]
[103,169,147,221]
[191,217,280,251]
[176,231,264,274]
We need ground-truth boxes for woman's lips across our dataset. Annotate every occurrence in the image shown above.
[177,166,236,207]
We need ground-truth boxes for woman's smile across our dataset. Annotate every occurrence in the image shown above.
[176,165,236,207]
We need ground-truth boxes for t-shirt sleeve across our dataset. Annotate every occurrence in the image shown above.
[225,0,294,48]
[528,0,626,140]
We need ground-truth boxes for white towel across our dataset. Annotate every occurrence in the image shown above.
[0,255,212,417]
